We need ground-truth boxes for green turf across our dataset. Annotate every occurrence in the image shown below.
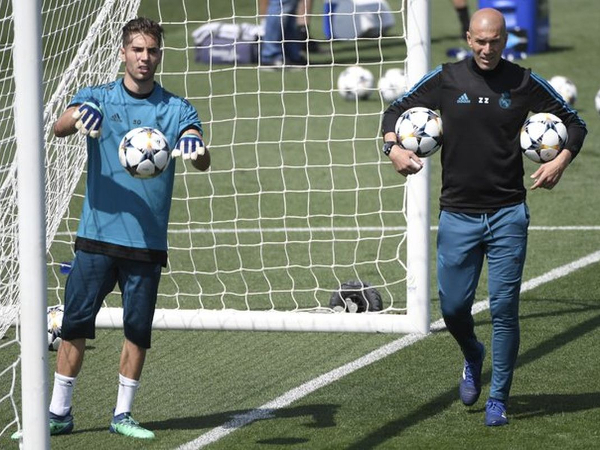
[2,0,600,448]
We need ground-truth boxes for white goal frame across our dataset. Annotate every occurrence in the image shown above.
[15,0,432,363]
[11,0,430,445]
[95,0,431,335]
[13,1,50,448]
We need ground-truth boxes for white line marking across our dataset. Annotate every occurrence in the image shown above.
[176,249,600,449]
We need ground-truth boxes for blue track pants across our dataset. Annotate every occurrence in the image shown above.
[437,203,529,401]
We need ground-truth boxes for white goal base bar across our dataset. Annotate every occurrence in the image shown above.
[96,308,428,334]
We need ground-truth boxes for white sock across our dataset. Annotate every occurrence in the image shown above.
[49,373,76,417]
[114,374,140,417]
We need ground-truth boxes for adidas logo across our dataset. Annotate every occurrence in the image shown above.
[456,93,471,104]
[110,113,122,122]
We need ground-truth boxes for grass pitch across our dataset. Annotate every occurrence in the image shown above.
[2,0,600,449]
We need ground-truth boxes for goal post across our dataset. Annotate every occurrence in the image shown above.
[2,0,432,440]
[97,305,425,333]
[405,0,432,334]
[13,0,50,448]
[1,0,144,442]
[1,0,434,338]
[91,0,432,335]
[53,0,432,337]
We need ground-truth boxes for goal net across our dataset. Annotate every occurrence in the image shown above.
[2,0,430,438]
[97,0,429,333]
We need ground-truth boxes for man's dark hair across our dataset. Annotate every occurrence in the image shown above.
[122,17,163,47]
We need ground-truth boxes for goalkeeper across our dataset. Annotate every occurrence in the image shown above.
[381,8,586,426]
[27,17,209,441]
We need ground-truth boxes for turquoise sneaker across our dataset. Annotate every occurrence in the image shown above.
[11,409,74,440]
[109,412,155,439]
[49,410,75,435]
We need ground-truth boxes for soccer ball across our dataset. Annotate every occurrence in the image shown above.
[337,66,374,101]
[520,112,568,163]
[549,75,577,106]
[47,305,64,351]
[595,88,600,115]
[378,68,407,103]
[118,127,171,179]
[395,107,443,157]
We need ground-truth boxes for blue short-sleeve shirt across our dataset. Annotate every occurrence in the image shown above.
[71,79,201,252]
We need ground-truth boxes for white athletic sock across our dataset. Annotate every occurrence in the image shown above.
[114,374,140,417]
[49,373,77,417]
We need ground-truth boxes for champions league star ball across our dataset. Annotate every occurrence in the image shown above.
[520,112,568,163]
[337,66,375,101]
[118,127,171,179]
[395,107,443,157]
[549,75,577,106]
[595,88,600,115]
[378,68,407,103]
[47,305,64,351]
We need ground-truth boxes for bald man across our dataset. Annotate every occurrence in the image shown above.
[381,8,587,426]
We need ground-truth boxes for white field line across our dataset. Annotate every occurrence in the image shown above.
[54,225,600,237]
[176,249,600,450]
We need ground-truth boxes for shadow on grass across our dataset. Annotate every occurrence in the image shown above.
[509,392,600,419]
[343,308,600,449]
[476,298,600,327]
[146,403,339,431]
[256,436,310,445]
[83,303,599,445]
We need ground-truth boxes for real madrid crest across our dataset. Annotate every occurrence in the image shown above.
[499,92,511,109]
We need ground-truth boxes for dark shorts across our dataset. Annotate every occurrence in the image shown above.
[61,250,162,349]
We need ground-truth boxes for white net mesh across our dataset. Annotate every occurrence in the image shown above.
[2,0,417,435]
[0,0,141,437]
[4,0,414,329]
[36,1,413,324]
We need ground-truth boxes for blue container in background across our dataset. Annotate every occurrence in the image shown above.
[478,0,549,54]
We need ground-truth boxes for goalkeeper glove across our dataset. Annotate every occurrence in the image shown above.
[72,99,103,138]
[172,133,205,160]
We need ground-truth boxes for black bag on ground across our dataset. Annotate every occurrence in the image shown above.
[329,280,383,313]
